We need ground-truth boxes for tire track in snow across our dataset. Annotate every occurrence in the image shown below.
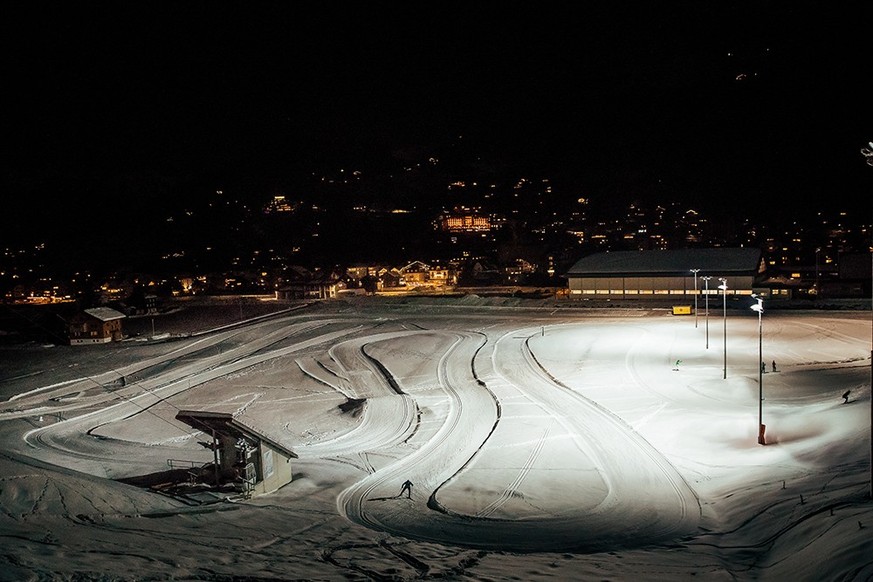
[474,424,551,518]
[420,326,699,550]
[338,331,498,535]
[301,331,431,458]
[341,322,699,552]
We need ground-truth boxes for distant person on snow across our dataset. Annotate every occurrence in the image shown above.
[772,360,777,373]
[761,361,766,374]
[399,479,413,498]
[842,390,851,404]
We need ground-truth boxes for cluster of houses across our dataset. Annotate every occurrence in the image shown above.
[66,247,872,345]
[275,260,464,300]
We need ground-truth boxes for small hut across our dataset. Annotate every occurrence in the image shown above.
[174,410,297,496]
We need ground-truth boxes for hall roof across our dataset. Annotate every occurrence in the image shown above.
[83,307,126,322]
[565,248,762,276]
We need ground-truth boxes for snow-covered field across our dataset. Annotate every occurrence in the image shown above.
[1,297,871,581]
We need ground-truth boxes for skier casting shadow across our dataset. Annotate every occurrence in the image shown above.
[365,479,415,502]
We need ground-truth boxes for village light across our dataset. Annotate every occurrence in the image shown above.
[690,269,700,328]
[702,276,712,349]
[751,295,765,445]
[718,278,728,379]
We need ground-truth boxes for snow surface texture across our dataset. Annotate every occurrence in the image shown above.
[1,297,871,580]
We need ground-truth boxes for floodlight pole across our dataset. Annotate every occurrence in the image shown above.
[691,269,700,328]
[752,296,765,445]
[719,278,728,379]
[859,141,873,498]
[702,276,711,349]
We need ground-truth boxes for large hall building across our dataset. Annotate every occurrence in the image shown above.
[564,248,766,301]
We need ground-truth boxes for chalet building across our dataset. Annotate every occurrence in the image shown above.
[439,213,491,232]
[466,260,502,285]
[398,261,457,288]
[377,267,403,289]
[565,248,765,301]
[68,307,126,345]
[275,280,337,300]
[175,410,298,497]
[427,264,456,286]
[504,258,538,284]
[400,261,430,286]
[831,252,872,298]
[275,267,339,300]
[346,264,378,280]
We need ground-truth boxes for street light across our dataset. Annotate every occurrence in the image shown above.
[751,295,765,445]
[702,276,712,349]
[690,269,700,328]
[718,278,728,379]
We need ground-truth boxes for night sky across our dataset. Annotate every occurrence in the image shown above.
[3,2,871,246]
